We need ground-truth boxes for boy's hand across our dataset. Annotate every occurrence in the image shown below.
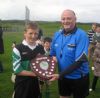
[91,66,94,70]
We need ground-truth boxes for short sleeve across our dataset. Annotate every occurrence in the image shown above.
[75,32,89,61]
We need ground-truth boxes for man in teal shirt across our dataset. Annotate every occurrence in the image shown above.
[49,9,89,98]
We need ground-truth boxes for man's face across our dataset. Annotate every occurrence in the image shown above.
[61,10,76,31]
[24,29,38,44]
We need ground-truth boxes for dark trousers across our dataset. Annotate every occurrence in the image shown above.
[91,76,99,90]
[0,61,3,73]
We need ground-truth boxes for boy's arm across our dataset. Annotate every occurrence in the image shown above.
[12,47,36,77]
[17,70,36,77]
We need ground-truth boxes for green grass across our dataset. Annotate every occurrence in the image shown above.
[0,22,100,98]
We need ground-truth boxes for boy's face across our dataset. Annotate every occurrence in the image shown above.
[24,29,38,45]
[96,27,100,33]
[44,41,51,50]
[92,24,96,31]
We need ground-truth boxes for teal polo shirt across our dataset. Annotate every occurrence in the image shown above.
[50,28,89,79]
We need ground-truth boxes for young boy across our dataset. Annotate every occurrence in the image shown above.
[89,24,100,91]
[88,23,97,60]
[43,37,52,56]
[39,37,52,98]
[12,22,45,98]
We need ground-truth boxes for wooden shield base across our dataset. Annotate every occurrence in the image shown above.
[30,55,56,81]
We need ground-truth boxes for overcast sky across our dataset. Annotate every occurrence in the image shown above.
[0,0,100,23]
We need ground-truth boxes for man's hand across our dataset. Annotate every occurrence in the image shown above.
[48,74,59,81]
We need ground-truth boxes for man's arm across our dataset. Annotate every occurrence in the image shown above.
[49,53,88,81]
[59,53,88,78]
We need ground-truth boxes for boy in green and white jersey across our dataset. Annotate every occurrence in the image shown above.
[12,22,45,98]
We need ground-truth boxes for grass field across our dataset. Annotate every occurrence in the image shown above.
[0,22,100,98]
